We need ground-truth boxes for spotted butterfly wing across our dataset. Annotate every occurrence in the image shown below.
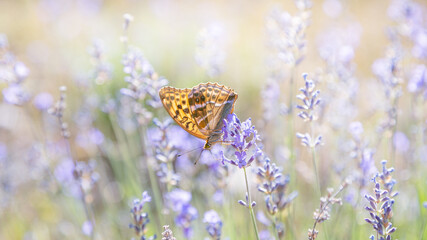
[158,87,206,140]
[187,83,238,146]
[159,82,238,149]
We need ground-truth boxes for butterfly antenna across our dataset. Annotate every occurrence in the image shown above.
[194,149,205,165]
[177,146,203,158]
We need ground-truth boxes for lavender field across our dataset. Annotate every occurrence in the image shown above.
[0,0,426,239]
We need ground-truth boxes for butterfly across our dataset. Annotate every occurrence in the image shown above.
[159,82,238,150]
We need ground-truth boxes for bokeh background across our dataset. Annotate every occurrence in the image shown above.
[0,0,426,239]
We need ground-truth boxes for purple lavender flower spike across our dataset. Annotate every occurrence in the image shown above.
[364,160,398,240]
[203,210,222,240]
[221,113,262,238]
[221,113,262,168]
[256,157,297,238]
[2,84,30,105]
[296,73,323,148]
[408,64,427,99]
[161,225,176,240]
[129,191,156,240]
[195,23,226,78]
[165,189,198,239]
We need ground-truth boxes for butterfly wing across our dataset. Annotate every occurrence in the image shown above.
[188,83,238,137]
[159,86,207,140]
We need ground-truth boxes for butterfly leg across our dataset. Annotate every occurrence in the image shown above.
[194,149,205,165]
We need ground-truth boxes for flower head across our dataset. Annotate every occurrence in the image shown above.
[408,64,427,98]
[364,160,398,240]
[203,210,222,239]
[165,189,198,239]
[161,225,176,240]
[2,84,30,105]
[195,23,226,78]
[296,73,321,122]
[129,191,156,240]
[221,113,262,168]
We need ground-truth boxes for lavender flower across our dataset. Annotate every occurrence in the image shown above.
[296,73,322,148]
[260,77,283,124]
[82,220,93,236]
[373,44,404,163]
[221,113,262,168]
[316,24,361,69]
[75,160,99,194]
[221,113,261,239]
[315,23,361,132]
[308,181,349,240]
[296,73,321,122]
[0,34,31,106]
[2,84,30,106]
[365,160,398,240]
[259,230,274,240]
[266,2,311,67]
[122,43,168,106]
[165,189,198,239]
[257,158,297,213]
[203,210,222,240]
[195,24,226,78]
[238,192,257,208]
[393,131,410,153]
[408,64,427,99]
[75,128,105,148]
[88,39,113,85]
[152,118,180,187]
[161,225,176,240]
[48,86,70,138]
[129,191,156,240]
[54,157,81,198]
[123,13,134,31]
[372,48,403,101]
[387,0,427,59]
[348,122,376,189]
[119,14,168,125]
[33,92,54,110]
[256,157,297,238]
[0,55,30,84]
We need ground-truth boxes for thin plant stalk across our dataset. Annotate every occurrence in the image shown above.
[288,65,297,240]
[309,184,346,239]
[138,125,164,232]
[50,88,96,239]
[243,167,260,240]
[311,120,321,197]
[272,216,281,240]
[288,65,297,184]
[390,96,399,166]
[64,139,97,240]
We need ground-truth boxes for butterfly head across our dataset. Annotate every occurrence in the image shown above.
[203,142,212,150]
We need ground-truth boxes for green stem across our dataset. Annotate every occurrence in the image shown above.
[310,121,321,198]
[64,135,96,240]
[287,65,297,240]
[243,167,260,240]
[138,126,164,233]
[288,65,296,183]
[311,147,321,198]
[272,215,281,240]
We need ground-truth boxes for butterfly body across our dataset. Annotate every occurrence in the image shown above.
[159,82,238,150]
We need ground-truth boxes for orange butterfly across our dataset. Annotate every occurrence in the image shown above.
[159,82,238,150]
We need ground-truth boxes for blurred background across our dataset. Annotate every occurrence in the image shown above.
[0,0,426,239]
